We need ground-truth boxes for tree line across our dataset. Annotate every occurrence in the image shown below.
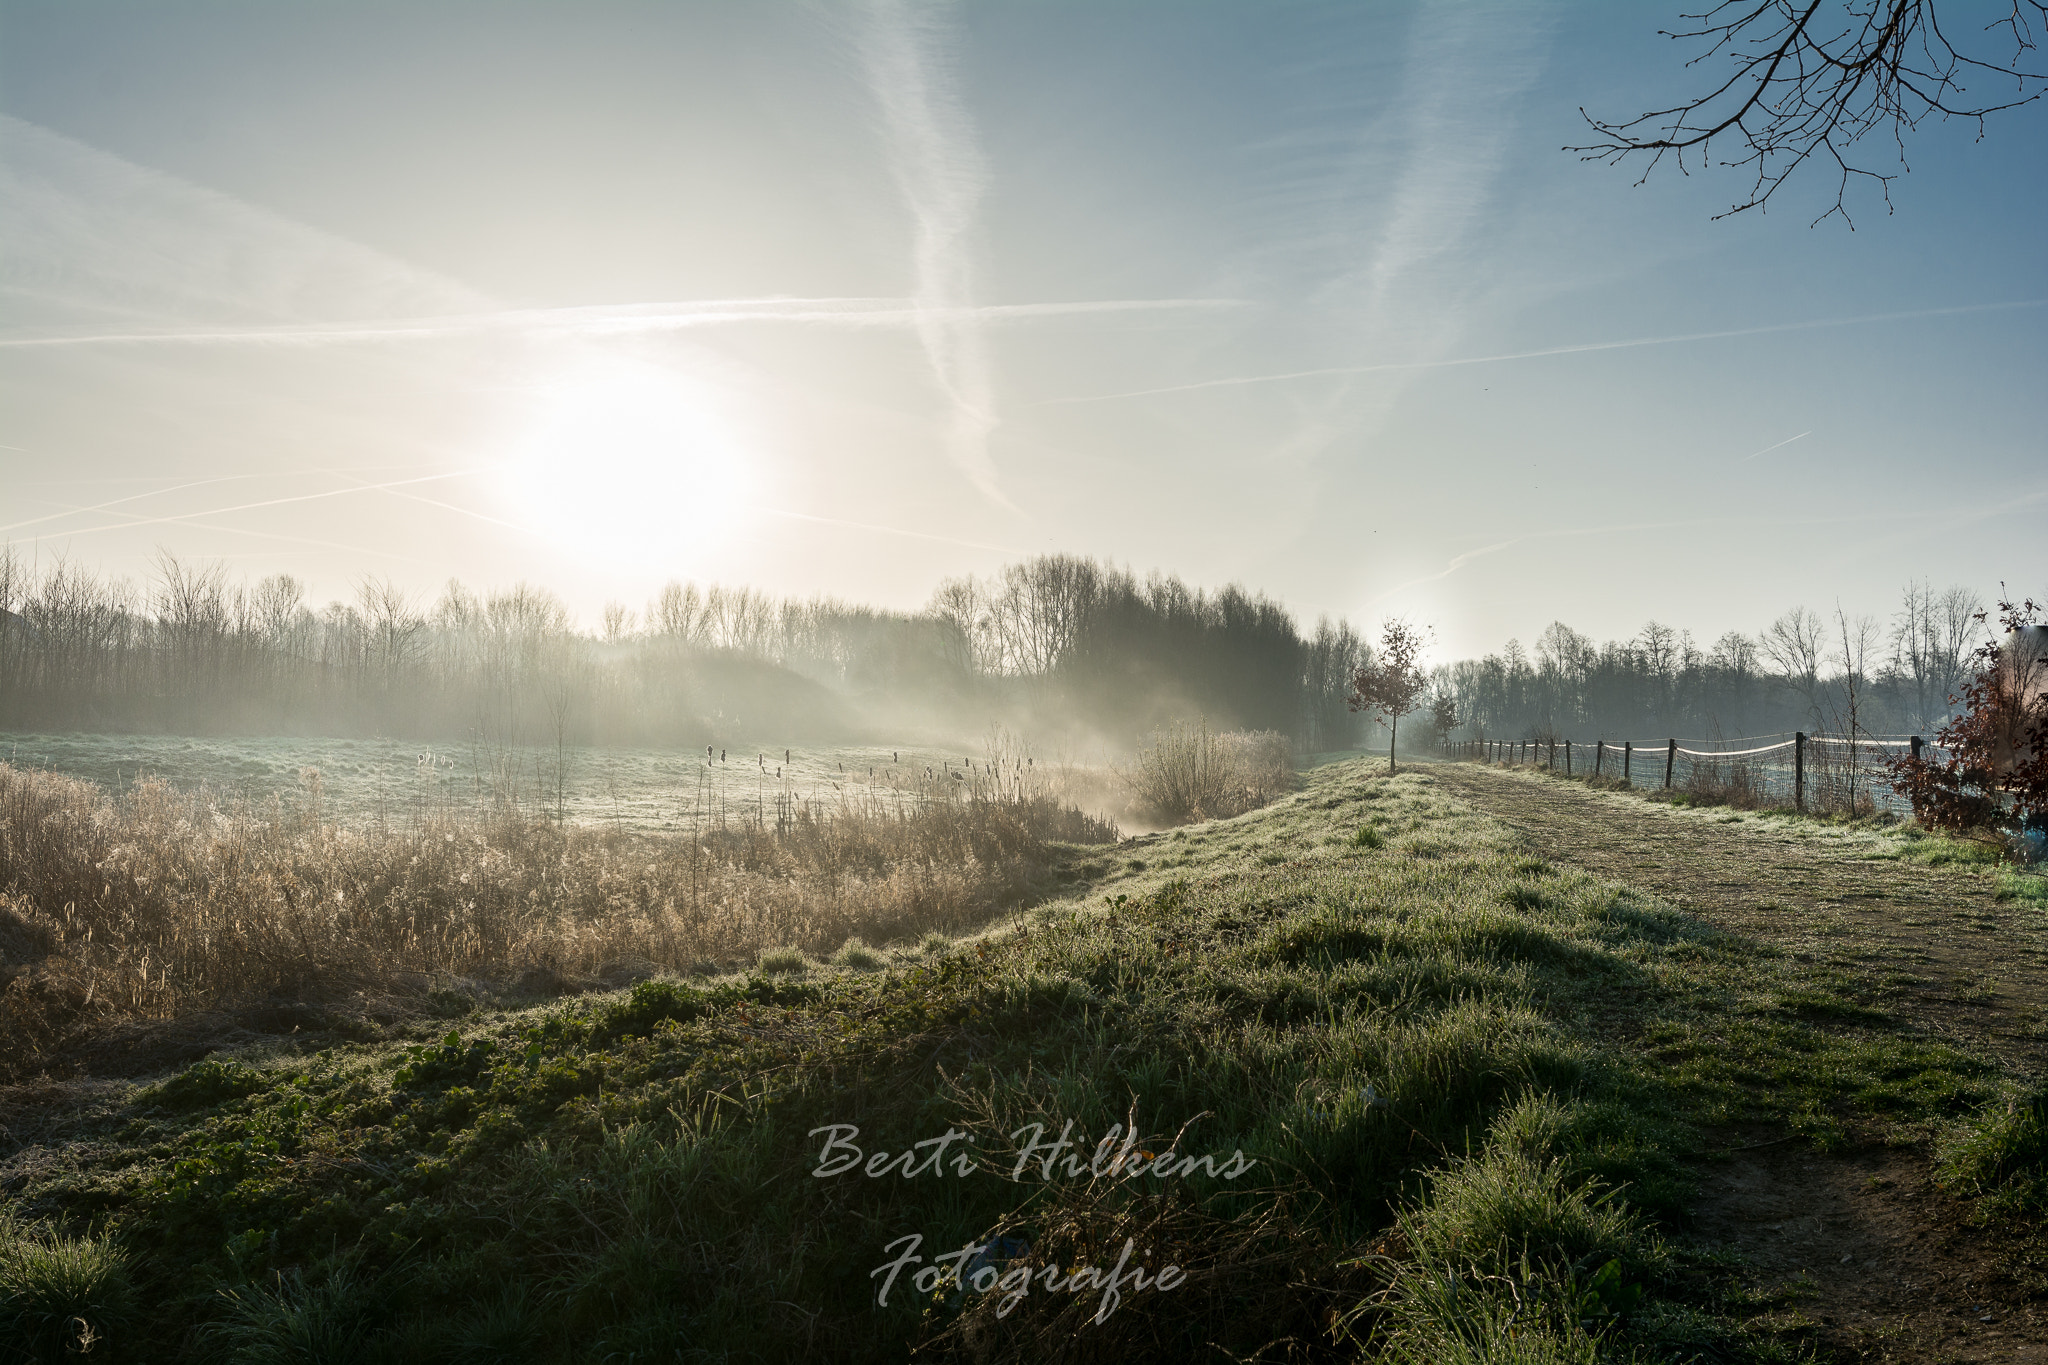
[0,549,1376,751]
[1435,583,1987,745]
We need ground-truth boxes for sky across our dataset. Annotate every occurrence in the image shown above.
[2,0,2043,662]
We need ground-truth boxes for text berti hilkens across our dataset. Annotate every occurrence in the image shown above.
[809,1119,1257,1324]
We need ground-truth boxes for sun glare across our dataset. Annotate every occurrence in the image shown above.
[502,358,753,568]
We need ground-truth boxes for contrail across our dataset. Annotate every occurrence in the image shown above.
[0,471,284,534]
[4,470,483,544]
[1738,430,1811,463]
[856,0,1007,507]
[0,297,1240,349]
[1042,297,2048,406]
[325,470,539,537]
[1361,502,1941,609]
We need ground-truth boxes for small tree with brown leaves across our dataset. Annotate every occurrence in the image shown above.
[1887,594,2048,839]
[1350,620,1432,774]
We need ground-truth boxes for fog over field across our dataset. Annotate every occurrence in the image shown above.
[6,8,2048,1363]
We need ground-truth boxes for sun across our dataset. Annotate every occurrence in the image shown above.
[501,357,753,568]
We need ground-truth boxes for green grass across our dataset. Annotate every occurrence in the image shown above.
[0,762,2013,1362]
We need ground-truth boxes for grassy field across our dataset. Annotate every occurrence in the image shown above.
[3,756,2043,1362]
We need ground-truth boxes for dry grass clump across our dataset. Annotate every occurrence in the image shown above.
[1680,751,1780,810]
[0,763,1115,1079]
[1118,721,1293,824]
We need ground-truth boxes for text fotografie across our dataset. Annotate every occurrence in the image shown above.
[871,1233,1185,1323]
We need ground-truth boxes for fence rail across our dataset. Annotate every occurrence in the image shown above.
[1452,732,1938,817]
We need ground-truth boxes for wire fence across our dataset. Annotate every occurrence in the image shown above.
[1452,731,1942,817]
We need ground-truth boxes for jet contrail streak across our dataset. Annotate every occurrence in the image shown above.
[326,472,539,537]
[1738,430,1811,462]
[0,298,1237,350]
[1362,503,1942,609]
[4,470,483,543]
[0,471,282,534]
[1042,298,2048,405]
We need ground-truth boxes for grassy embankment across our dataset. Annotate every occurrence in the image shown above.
[3,757,2044,1362]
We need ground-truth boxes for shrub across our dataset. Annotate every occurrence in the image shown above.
[1889,596,2048,836]
[597,979,711,1042]
[1121,720,1293,823]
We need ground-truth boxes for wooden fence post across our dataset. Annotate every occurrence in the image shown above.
[1664,739,1676,790]
[1595,740,1604,776]
[1910,735,1922,762]
[1794,731,1806,811]
[1565,740,1572,776]
[1624,741,1632,784]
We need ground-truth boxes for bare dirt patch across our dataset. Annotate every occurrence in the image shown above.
[1427,762,2048,1073]
[1692,1140,2047,1362]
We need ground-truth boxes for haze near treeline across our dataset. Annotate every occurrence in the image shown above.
[0,547,1998,753]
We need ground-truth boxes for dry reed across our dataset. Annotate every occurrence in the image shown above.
[0,763,1115,1079]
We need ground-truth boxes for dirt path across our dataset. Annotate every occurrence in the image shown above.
[1427,760,2048,1361]
[1691,1141,2044,1363]
[1427,761,2048,1073]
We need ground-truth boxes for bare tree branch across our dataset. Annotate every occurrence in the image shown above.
[1573,1,2048,224]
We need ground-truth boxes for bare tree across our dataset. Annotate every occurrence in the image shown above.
[1575,1,2048,222]
[601,601,634,645]
[1890,579,1984,731]
[1761,605,1827,709]
[1823,602,1884,810]
[357,577,425,691]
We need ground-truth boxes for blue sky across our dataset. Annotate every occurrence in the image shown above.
[2,1,2042,660]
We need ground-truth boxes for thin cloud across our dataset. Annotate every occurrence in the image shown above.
[1231,4,1553,470]
[0,113,487,328]
[1045,298,2048,406]
[855,0,1006,507]
[0,296,1241,349]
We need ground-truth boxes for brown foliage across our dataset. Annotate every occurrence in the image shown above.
[1887,596,2048,835]
[1350,621,1432,772]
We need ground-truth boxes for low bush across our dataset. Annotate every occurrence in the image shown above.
[1120,720,1293,823]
